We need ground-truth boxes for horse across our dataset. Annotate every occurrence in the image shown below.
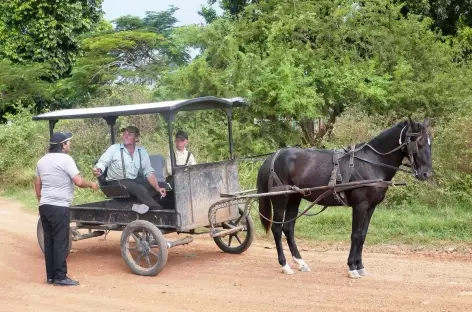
[256,118,432,277]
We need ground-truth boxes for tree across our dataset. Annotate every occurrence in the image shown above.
[399,0,472,36]
[158,0,472,147]
[52,8,190,105]
[0,0,104,80]
[0,60,50,118]
[208,0,257,16]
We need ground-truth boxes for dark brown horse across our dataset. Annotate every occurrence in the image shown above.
[257,118,432,277]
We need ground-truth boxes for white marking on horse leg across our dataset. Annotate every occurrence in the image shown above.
[281,263,294,275]
[348,270,361,279]
[357,268,368,276]
[292,257,311,272]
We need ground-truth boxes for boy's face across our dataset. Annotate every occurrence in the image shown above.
[175,137,187,151]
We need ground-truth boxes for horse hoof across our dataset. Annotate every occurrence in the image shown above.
[357,268,368,276]
[292,257,310,272]
[282,264,294,275]
[348,270,361,279]
[299,264,311,272]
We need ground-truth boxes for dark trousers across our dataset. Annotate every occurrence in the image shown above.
[39,204,70,280]
[111,178,162,209]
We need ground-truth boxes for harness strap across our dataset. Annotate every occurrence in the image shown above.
[329,150,342,187]
[354,155,412,173]
[268,149,284,191]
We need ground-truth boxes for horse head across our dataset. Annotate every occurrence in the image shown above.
[404,118,433,181]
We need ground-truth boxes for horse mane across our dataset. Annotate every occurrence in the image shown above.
[367,120,408,146]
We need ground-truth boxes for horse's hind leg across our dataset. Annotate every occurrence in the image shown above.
[270,196,293,274]
[282,196,310,272]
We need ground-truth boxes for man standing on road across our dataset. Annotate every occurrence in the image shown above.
[35,132,98,286]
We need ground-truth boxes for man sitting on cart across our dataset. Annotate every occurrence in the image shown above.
[92,126,166,214]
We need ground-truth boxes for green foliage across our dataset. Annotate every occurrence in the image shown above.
[51,8,189,106]
[160,0,472,147]
[3,0,472,248]
[0,60,50,113]
[0,0,104,79]
[399,0,472,36]
[208,0,256,16]
[0,108,48,186]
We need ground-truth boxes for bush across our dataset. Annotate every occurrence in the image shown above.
[2,102,472,212]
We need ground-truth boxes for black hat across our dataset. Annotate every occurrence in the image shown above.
[175,130,188,140]
[121,125,140,136]
[49,132,73,145]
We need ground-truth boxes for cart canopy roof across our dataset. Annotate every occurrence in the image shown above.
[33,96,247,121]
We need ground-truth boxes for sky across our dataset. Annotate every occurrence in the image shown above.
[102,0,213,25]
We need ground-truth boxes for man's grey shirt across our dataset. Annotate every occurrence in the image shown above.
[36,153,80,207]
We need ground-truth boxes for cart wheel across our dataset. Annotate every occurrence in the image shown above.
[37,217,72,256]
[120,220,168,276]
[213,208,254,254]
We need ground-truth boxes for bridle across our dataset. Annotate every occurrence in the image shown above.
[400,126,423,176]
[354,125,429,177]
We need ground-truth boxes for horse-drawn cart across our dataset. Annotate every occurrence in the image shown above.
[34,97,254,276]
[33,97,432,278]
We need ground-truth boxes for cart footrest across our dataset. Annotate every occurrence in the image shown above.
[166,236,193,248]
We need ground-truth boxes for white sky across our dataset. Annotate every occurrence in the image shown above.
[102,0,213,25]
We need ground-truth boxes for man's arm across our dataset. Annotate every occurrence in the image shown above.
[64,156,98,191]
[72,175,98,190]
[93,145,115,176]
[146,174,166,198]
[141,149,166,197]
[34,176,41,202]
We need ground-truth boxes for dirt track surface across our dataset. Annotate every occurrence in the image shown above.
[1,198,472,312]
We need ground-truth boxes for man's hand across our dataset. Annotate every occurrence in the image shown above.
[158,187,166,198]
[90,182,99,191]
[92,167,102,177]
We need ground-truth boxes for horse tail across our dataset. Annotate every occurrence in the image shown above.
[257,161,272,233]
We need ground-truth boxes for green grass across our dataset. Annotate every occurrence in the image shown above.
[248,198,472,248]
[3,184,472,250]
[1,188,39,213]
[1,186,106,214]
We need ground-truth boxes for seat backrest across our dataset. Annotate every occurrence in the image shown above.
[149,154,166,182]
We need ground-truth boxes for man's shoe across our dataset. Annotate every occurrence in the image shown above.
[54,277,79,286]
[47,279,54,284]
[132,203,149,214]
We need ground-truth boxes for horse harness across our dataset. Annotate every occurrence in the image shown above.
[267,126,425,206]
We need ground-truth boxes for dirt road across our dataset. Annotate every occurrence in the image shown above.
[0,197,471,312]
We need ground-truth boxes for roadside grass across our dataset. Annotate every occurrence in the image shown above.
[5,183,471,251]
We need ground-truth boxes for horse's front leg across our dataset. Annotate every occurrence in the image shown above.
[347,202,369,279]
[355,205,376,276]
